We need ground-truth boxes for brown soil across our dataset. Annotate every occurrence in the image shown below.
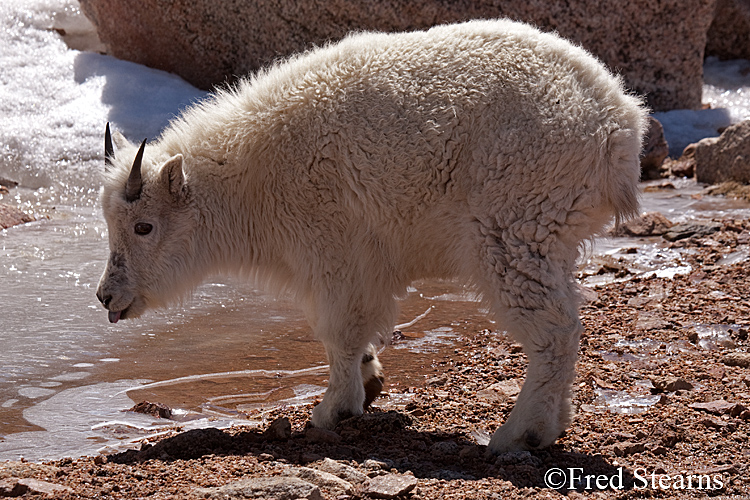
[2,217,750,498]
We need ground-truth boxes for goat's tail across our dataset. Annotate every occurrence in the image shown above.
[602,108,648,227]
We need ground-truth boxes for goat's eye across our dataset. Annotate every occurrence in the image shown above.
[134,222,153,235]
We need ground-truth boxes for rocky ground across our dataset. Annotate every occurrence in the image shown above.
[3,214,750,499]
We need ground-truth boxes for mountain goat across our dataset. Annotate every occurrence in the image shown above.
[97,19,646,453]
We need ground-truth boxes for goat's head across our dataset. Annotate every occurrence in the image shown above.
[96,124,197,323]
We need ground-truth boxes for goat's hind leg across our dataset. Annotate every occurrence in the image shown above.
[477,226,582,453]
[488,309,581,453]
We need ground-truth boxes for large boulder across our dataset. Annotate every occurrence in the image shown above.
[694,120,750,184]
[640,117,670,180]
[78,0,716,111]
[706,0,750,60]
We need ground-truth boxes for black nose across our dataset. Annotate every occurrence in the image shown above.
[97,291,112,308]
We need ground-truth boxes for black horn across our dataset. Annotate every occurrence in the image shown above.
[104,122,114,167]
[125,139,147,202]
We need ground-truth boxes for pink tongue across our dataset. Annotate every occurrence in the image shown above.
[108,310,122,323]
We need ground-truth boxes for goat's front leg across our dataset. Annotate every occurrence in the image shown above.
[313,341,374,429]
[307,279,392,429]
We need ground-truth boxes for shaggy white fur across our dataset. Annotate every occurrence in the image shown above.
[97,19,647,453]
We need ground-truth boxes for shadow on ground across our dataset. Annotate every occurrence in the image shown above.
[108,410,636,494]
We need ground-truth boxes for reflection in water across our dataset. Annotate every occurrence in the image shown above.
[583,389,662,415]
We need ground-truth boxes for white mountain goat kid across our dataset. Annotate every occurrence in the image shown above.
[97,19,646,453]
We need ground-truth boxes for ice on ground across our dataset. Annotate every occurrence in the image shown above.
[0,0,205,208]
[655,57,750,157]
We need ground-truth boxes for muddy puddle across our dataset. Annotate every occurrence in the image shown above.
[0,276,494,461]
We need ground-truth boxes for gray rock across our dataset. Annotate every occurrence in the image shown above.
[641,117,670,180]
[695,120,750,185]
[689,399,736,415]
[0,462,61,480]
[706,0,750,60]
[430,440,460,455]
[477,379,522,403]
[0,203,34,229]
[722,351,750,368]
[617,212,674,237]
[649,376,694,393]
[195,476,323,500]
[635,311,670,331]
[363,473,418,499]
[0,178,18,189]
[78,0,716,111]
[284,467,354,496]
[305,426,342,444]
[0,478,73,497]
[662,221,722,241]
[316,457,368,484]
[363,458,392,470]
[263,416,292,441]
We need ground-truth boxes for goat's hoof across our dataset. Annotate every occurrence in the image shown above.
[361,346,385,408]
[363,374,384,408]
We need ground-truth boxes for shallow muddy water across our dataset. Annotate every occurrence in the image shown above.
[2,180,750,462]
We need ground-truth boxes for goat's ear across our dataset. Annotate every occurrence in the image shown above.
[160,154,185,199]
[112,131,132,150]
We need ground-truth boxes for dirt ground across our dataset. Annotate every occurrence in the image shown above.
[2,214,750,499]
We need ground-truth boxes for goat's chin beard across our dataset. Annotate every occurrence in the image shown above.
[107,286,193,324]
